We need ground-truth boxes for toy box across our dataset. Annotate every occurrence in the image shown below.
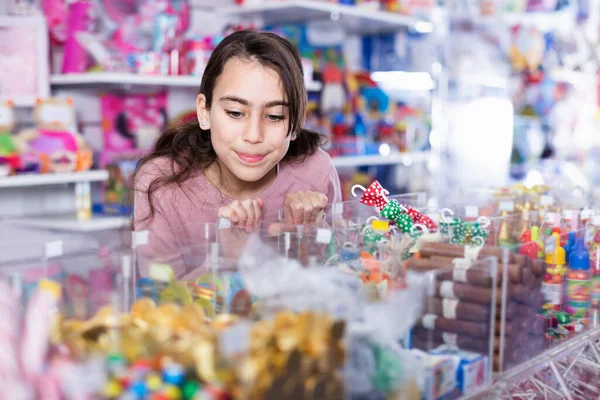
[96,150,145,216]
[413,349,458,400]
[101,92,168,152]
[429,347,489,396]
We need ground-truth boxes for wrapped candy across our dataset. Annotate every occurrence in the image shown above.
[351,180,390,211]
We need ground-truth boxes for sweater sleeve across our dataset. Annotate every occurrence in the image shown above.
[323,155,343,204]
[133,161,189,279]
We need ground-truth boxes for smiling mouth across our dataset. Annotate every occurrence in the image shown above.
[236,152,266,164]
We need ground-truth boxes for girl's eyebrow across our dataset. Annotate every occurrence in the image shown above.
[219,96,288,108]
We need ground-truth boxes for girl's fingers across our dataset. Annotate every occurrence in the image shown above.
[217,206,238,223]
[229,201,248,226]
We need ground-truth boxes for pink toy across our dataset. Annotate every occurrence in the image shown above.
[42,0,68,45]
[61,0,95,74]
[15,97,93,173]
[101,92,168,151]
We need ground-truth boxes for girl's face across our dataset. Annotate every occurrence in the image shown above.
[197,57,292,185]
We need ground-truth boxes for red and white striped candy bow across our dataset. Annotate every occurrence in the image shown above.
[351,180,390,211]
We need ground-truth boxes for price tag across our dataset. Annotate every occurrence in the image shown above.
[545,236,556,253]
[581,209,594,221]
[316,228,332,244]
[332,203,344,215]
[44,241,63,259]
[150,264,173,283]
[132,230,149,248]
[499,200,514,212]
[218,217,231,229]
[371,220,389,232]
[219,321,250,358]
[586,227,594,244]
[540,195,554,206]
[465,205,479,218]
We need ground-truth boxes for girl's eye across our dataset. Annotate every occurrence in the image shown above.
[267,114,285,122]
[226,111,244,119]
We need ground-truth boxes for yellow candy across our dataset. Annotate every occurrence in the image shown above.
[163,384,182,400]
[103,379,122,398]
[146,373,163,391]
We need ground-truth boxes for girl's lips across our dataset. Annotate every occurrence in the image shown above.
[236,152,265,164]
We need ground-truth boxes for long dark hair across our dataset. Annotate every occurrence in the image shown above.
[133,30,324,225]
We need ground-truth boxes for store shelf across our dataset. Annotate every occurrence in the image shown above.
[9,214,129,232]
[51,73,203,90]
[215,1,434,34]
[551,68,598,85]
[502,8,576,30]
[51,73,324,92]
[306,80,322,91]
[463,326,600,399]
[0,170,108,189]
[331,152,430,168]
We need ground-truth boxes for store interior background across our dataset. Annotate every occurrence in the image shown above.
[1,0,600,239]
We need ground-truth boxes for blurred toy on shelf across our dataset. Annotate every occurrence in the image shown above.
[44,0,199,76]
[14,97,92,173]
[95,92,169,215]
[0,100,20,177]
[101,92,168,152]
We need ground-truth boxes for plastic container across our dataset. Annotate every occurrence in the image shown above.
[565,238,591,322]
[542,233,566,311]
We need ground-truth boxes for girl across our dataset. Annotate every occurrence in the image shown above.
[133,30,342,279]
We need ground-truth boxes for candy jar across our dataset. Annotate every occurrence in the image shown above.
[562,209,579,234]
[564,231,576,261]
[565,238,591,322]
[592,247,600,309]
[542,233,566,311]
[531,226,544,259]
[585,215,600,252]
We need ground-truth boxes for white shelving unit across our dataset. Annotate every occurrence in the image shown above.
[8,214,129,232]
[51,73,203,90]
[0,14,50,106]
[331,152,430,168]
[51,72,324,92]
[0,170,108,188]
[213,1,434,34]
[502,8,576,29]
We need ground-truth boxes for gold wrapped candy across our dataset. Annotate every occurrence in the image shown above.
[56,297,346,400]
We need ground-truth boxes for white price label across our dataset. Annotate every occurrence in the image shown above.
[581,209,593,221]
[540,195,554,206]
[442,298,459,320]
[150,264,173,282]
[316,228,332,244]
[545,237,556,253]
[465,206,479,218]
[44,241,63,259]
[219,321,250,358]
[217,217,231,229]
[586,227,594,244]
[132,230,149,248]
[440,281,456,299]
[422,314,437,330]
[332,203,344,215]
[442,332,458,345]
[542,282,562,305]
[499,200,514,212]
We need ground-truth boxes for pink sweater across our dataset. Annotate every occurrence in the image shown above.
[133,148,341,279]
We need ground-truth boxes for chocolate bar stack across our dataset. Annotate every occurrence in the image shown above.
[406,242,545,372]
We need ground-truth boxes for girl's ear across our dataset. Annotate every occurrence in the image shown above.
[196,94,211,130]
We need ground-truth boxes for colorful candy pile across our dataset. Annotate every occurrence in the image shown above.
[55,297,347,400]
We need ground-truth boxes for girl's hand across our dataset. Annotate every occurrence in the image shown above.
[217,199,263,232]
[283,190,327,226]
